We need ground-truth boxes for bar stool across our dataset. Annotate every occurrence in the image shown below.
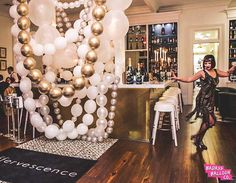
[159,96,180,130]
[152,101,178,146]
[167,87,183,113]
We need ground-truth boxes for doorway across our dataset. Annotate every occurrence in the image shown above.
[193,29,219,87]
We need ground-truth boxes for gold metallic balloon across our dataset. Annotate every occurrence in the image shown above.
[92,6,106,21]
[17,0,27,3]
[91,22,103,36]
[23,57,36,70]
[81,64,95,78]
[56,114,62,120]
[62,85,75,98]
[88,36,100,49]
[58,119,64,126]
[28,69,42,84]
[17,16,30,30]
[72,77,86,90]
[85,50,97,63]
[18,30,30,44]
[21,44,33,57]
[17,3,29,16]
[94,0,106,5]
[38,80,52,94]
[49,87,62,101]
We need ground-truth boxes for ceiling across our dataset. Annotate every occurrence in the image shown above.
[0,0,234,17]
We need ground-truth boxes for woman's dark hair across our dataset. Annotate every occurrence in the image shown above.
[203,54,216,69]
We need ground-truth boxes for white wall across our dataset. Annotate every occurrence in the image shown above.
[0,15,13,80]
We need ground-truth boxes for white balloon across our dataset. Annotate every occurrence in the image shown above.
[71,104,83,117]
[89,73,101,86]
[16,61,29,77]
[45,125,59,139]
[13,42,22,55]
[87,86,98,100]
[35,25,60,45]
[39,95,49,105]
[67,129,79,139]
[11,24,21,37]
[63,120,75,133]
[106,0,132,10]
[83,25,92,38]
[19,77,32,93]
[96,94,107,106]
[73,19,82,30]
[75,87,87,99]
[105,61,115,73]
[82,114,94,126]
[44,43,56,55]
[103,73,115,85]
[73,66,82,77]
[23,91,34,99]
[84,100,97,114]
[96,118,108,129]
[94,61,105,74]
[32,44,44,56]
[65,28,78,43]
[54,37,67,50]
[61,70,73,81]
[36,122,47,132]
[30,112,43,127]
[103,10,129,41]
[77,44,90,59]
[24,98,36,112]
[58,96,73,107]
[29,0,55,26]
[94,126,105,137]
[42,55,53,66]
[97,82,108,94]
[56,129,67,141]
[45,71,56,83]
[77,123,88,135]
[97,107,108,119]
[9,5,19,19]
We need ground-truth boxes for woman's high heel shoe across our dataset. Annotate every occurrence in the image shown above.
[199,141,207,150]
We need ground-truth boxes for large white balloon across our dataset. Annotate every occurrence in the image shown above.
[24,98,36,112]
[77,123,88,135]
[71,104,83,117]
[89,73,101,86]
[35,25,60,45]
[82,114,94,126]
[29,0,55,26]
[106,0,132,11]
[67,129,79,139]
[45,125,59,139]
[19,77,32,93]
[103,10,129,41]
[56,129,67,141]
[84,100,97,114]
[58,96,73,107]
[16,61,29,77]
[87,86,98,100]
[62,120,75,133]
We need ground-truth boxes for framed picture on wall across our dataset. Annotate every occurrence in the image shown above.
[0,47,7,58]
[0,60,7,71]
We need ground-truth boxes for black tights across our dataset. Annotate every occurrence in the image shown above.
[195,114,214,141]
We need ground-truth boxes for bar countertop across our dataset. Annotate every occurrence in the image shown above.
[118,80,173,89]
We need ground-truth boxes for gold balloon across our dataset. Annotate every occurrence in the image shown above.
[94,0,106,5]
[85,50,97,63]
[58,119,64,126]
[28,69,42,84]
[21,44,33,57]
[17,0,27,3]
[91,22,103,36]
[88,36,100,49]
[72,77,86,90]
[56,114,62,120]
[17,3,29,16]
[81,64,95,78]
[62,85,75,98]
[38,80,51,94]
[23,57,36,70]
[17,16,30,30]
[18,30,30,44]
[49,87,62,101]
[92,6,106,21]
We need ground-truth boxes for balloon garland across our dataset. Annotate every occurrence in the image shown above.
[10,0,131,142]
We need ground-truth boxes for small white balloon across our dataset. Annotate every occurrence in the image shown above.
[67,129,79,139]
[54,37,68,50]
[84,100,97,114]
[82,113,94,126]
[65,28,78,43]
[77,123,88,135]
[24,98,36,112]
[87,86,98,100]
[71,104,83,117]
[56,129,67,141]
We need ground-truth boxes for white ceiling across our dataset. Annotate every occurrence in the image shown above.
[0,0,234,17]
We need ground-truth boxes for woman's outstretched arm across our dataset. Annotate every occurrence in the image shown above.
[171,70,203,83]
[217,64,236,77]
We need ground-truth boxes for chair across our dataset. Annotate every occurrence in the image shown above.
[152,101,178,146]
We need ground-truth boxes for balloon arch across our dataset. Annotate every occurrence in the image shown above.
[9,0,131,142]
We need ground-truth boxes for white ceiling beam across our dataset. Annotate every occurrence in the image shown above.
[144,0,160,12]
[228,0,236,8]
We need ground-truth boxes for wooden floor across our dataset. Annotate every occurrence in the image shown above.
[0,105,236,183]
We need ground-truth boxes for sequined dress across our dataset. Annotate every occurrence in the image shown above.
[186,69,219,127]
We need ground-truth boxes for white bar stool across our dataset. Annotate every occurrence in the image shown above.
[167,87,183,113]
[152,101,178,146]
[159,96,180,130]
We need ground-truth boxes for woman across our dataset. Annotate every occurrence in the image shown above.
[172,55,236,150]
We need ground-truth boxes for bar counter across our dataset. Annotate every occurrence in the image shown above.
[111,80,173,142]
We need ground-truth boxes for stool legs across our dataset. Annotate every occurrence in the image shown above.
[171,111,178,146]
[152,111,160,145]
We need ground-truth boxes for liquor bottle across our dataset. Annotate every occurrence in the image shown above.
[126,58,134,84]
[135,36,139,49]
[129,37,133,49]
[161,24,165,35]
[135,63,143,84]
[172,23,176,34]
